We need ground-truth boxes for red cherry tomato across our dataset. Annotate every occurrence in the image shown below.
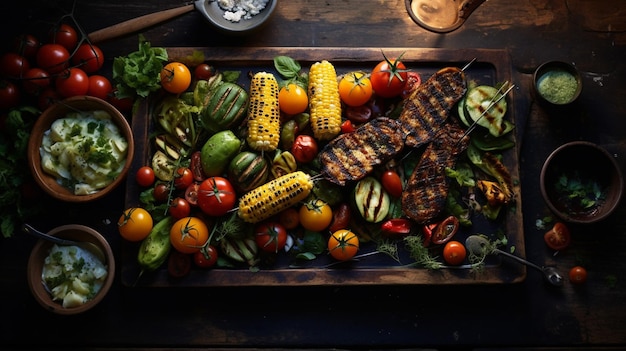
[50,23,78,52]
[169,197,192,220]
[108,89,134,115]
[135,166,155,187]
[174,167,194,190]
[442,240,467,266]
[194,63,215,80]
[544,222,571,251]
[0,52,30,78]
[87,75,113,100]
[71,43,105,74]
[254,221,288,253]
[22,68,50,95]
[37,87,60,111]
[12,34,40,60]
[153,183,170,203]
[197,177,236,217]
[381,170,403,198]
[291,134,318,164]
[345,105,372,124]
[0,80,20,110]
[55,67,89,98]
[185,183,200,206]
[569,266,587,284]
[193,245,218,268]
[36,43,70,74]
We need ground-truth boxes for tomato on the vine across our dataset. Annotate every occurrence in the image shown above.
[291,134,318,164]
[193,245,218,268]
[299,199,333,232]
[442,240,467,265]
[71,43,105,74]
[135,166,155,187]
[381,170,403,198]
[22,68,50,95]
[49,23,78,52]
[0,52,30,78]
[569,266,587,284]
[118,207,154,242]
[0,80,21,110]
[544,222,571,251]
[169,197,192,219]
[170,216,209,254]
[370,52,408,98]
[338,71,373,107]
[36,43,69,74]
[197,177,237,216]
[12,34,40,60]
[174,167,194,190]
[55,67,89,98]
[278,83,308,115]
[194,63,215,81]
[255,221,288,253]
[87,75,113,100]
[160,62,191,94]
[328,229,359,261]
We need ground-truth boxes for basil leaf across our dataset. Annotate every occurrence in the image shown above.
[274,56,300,79]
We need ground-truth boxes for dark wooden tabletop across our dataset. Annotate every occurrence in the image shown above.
[1,0,626,349]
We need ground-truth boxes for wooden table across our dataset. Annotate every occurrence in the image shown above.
[1,0,625,349]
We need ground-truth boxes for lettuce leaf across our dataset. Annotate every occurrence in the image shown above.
[112,35,168,99]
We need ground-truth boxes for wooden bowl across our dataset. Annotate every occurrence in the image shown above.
[533,61,583,106]
[27,224,115,315]
[27,96,134,202]
[196,0,276,35]
[540,141,624,224]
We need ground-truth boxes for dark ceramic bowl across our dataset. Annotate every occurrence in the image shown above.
[197,0,276,35]
[27,224,115,315]
[27,96,134,202]
[540,141,624,224]
[533,61,582,106]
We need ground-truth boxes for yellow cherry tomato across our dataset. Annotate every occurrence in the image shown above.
[278,83,308,115]
[118,207,153,242]
[338,71,373,107]
[299,199,333,232]
[160,62,191,94]
[328,229,359,261]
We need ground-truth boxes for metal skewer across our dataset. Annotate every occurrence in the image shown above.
[459,82,515,141]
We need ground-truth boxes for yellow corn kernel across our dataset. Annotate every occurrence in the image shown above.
[308,60,342,141]
[237,171,313,223]
[247,72,280,152]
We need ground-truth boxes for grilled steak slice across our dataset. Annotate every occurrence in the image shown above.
[400,67,467,148]
[319,117,404,185]
[402,122,470,223]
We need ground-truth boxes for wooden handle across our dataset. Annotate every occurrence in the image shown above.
[88,4,195,43]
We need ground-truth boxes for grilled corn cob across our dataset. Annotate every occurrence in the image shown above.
[308,60,342,141]
[237,171,313,223]
[247,72,281,152]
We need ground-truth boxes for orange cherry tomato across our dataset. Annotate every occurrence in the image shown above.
[328,229,359,261]
[299,199,333,232]
[118,207,153,242]
[169,217,209,254]
[442,240,467,266]
[338,71,373,107]
[278,83,308,115]
[160,62,191,94]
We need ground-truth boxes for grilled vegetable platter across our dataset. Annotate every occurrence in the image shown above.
[121,47,525,287]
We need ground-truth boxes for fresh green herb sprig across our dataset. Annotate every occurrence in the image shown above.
[112,35,168,99]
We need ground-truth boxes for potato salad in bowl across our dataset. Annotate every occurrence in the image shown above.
[40,109,129,195]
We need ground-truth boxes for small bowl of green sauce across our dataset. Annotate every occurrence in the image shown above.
[533,61,582,106]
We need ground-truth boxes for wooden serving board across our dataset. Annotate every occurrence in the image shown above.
[121,47,525,287]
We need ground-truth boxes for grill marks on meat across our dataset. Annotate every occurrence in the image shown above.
[401,122,470,223]
[400,67,467,148]
[319,117,404,186]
